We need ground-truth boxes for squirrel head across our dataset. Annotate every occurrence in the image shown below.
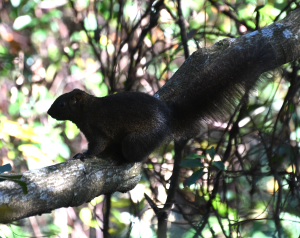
[47,89,86,122]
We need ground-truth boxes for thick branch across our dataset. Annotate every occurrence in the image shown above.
[0,158,142,223]
[155,8,300,103]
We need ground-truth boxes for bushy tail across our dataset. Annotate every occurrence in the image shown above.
[158,40,277,139]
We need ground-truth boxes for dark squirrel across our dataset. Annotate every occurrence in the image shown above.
[47,41,276,163]
[47,90,173,162]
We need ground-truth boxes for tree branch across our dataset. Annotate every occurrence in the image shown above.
[0,158,142,223]
[155,8,300,104]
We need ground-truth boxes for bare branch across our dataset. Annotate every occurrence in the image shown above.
[0,158,142,223]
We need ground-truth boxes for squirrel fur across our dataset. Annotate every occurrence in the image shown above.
[47,41,277,162]
[48,90,173,162]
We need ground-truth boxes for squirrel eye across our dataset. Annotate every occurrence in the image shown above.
[58,101,66,108]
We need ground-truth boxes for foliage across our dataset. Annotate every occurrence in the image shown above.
[0,0,299,237]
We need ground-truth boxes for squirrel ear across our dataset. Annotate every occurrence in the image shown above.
[71,90,83,104]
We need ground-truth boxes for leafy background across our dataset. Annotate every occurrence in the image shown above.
[0,0,299,237]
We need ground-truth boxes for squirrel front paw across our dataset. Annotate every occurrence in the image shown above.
[72,153,86,161]
[72,151,93,161]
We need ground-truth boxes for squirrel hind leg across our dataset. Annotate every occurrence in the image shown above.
[121,131,167,162]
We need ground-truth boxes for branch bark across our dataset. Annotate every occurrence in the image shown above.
[0,158,142,223]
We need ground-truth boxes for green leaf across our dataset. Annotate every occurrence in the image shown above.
[207,147,215,159]
[186,154,206,159]
[99,83,108,97]
[0,174,22,179]
[111,198,131,208]
[48,45,60,61]
[65,121,80,140]
[0,176,28,194]
[45,64,57,82]
[13,180,28,194]
[187,168,204,186]
[213,161,225,170]
[31,29,47,44]
[84,13,97,31]
[8,102,20,116]
[79,207,92,225]
[0,164,12,173]
[56,142,71,159]
[180,159,203,168]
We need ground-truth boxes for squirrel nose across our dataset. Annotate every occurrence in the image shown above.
[47,108,52,116]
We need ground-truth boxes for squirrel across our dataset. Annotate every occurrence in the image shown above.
[47,40,277,163]
[47,90,173,162]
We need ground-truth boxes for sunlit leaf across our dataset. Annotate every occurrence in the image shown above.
[0,46,8,54]
[74,56,85,68]
[111,198,131,208]
[86,73,103,90]
[11,0,21,7]
[8,103,19,116]
[48,45,59,61]
[20,106,33,118]
[212,197,227,216]
[35,99,54,114]
[65,121,80,140]
[7,151,16,160]
[80,30,88,43]
[90,196,104,206]
[0,119,40,143]
[79,207,92,225]
[56,142,71,159]
[100,35,108,46]
[50,21,59,32]
[84,14,97,31]
[18,144,54,165]
[70,31,81,42]
[70,65,81,74]
[38,1,67,10]
[45,64,57,82]
[99,83,108,97]
[13,15,32,30]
